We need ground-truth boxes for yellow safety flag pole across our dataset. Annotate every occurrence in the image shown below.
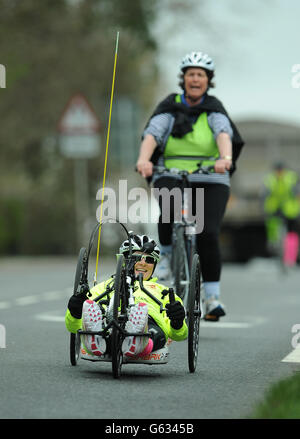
[94,31,119,285]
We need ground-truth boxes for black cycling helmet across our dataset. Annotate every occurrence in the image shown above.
[119,234,160,262]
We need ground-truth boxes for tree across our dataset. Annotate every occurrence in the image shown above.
[0,0,158,254]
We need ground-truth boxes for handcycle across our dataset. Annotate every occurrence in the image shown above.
[69,220,201,377]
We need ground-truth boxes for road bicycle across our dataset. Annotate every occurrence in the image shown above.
[69,220,201,377]
[153,163,215,301]
[152,163,217,366]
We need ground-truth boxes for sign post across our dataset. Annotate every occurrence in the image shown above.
[57,94,101,248]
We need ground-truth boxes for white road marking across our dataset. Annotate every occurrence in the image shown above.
[201,321,252,329]
[0,301,11,310]
[42,291,66,301]
[4,287,72,309]
[35,313,65,322]
[15,295,40,306]
[281,347,300,363]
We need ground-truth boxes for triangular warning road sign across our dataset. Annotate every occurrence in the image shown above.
[57,94,101,135]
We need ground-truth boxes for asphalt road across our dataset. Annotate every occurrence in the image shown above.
[1,256,300,420]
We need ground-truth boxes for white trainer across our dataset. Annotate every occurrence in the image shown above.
[204,298,226,322]
[156,253,171,281]
[82,300,106,356]
[122,302,150,357]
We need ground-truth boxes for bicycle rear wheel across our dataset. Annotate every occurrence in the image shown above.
[187,253,201,373]
[111,255,126,379]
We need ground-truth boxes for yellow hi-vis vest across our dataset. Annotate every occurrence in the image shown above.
[264,170,300,218]
[163,94,219,171]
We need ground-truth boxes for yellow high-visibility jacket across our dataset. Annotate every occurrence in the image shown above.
[263,170,300,218]
[65,277,188,343]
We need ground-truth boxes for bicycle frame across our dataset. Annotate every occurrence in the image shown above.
[153,164,215,306]
[173,171,197,306]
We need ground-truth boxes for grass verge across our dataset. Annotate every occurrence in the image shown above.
[251,373,300,418]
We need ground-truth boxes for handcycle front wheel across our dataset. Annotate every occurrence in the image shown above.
[73,247,88,295]
[70,332,81,366]
[187,253,201,373]
[111,254,126,379]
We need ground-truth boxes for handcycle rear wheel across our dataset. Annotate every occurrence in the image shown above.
[70,247,88,366]
[111,255,126,379]
[187,253,201,373]
[70,332,81,366]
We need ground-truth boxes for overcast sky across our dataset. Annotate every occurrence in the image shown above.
[152,0,300,126]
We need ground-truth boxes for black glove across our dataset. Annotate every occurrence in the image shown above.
[165,301,185,330]
[67,292,88,319]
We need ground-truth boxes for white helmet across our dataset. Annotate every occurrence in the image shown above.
[119,234,160,262]
[180,51,215,72]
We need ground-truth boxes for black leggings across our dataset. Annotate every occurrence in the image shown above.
[148,317,167,351]
[154,178,230,282]
[285,218,298,233]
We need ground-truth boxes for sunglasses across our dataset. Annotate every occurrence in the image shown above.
[132,254,156,264]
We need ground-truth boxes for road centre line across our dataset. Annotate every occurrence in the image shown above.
[42,290,67,301]
[0,287,72,309]
[35,313,65,322]
[201,321,252,329]
[15,295,40,306]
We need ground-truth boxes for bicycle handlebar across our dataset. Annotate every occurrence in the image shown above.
[152,164,216,175]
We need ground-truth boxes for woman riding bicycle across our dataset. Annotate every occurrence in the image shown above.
[65,234,187,358]
[136,51,244,321]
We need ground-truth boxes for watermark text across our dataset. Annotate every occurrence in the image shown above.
[0,324,6,348]
[291,324,300,348]
[96,180,204,234]
[0,64,6,88]
[291,64,300,88]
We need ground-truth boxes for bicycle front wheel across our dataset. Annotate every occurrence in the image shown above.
[172,225,189,300]
[187,253,201,373]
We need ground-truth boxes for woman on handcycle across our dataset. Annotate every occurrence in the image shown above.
[65,234,187,359]
[136,51,244,321]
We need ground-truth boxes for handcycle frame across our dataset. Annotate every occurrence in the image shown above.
[69,220,201,377]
